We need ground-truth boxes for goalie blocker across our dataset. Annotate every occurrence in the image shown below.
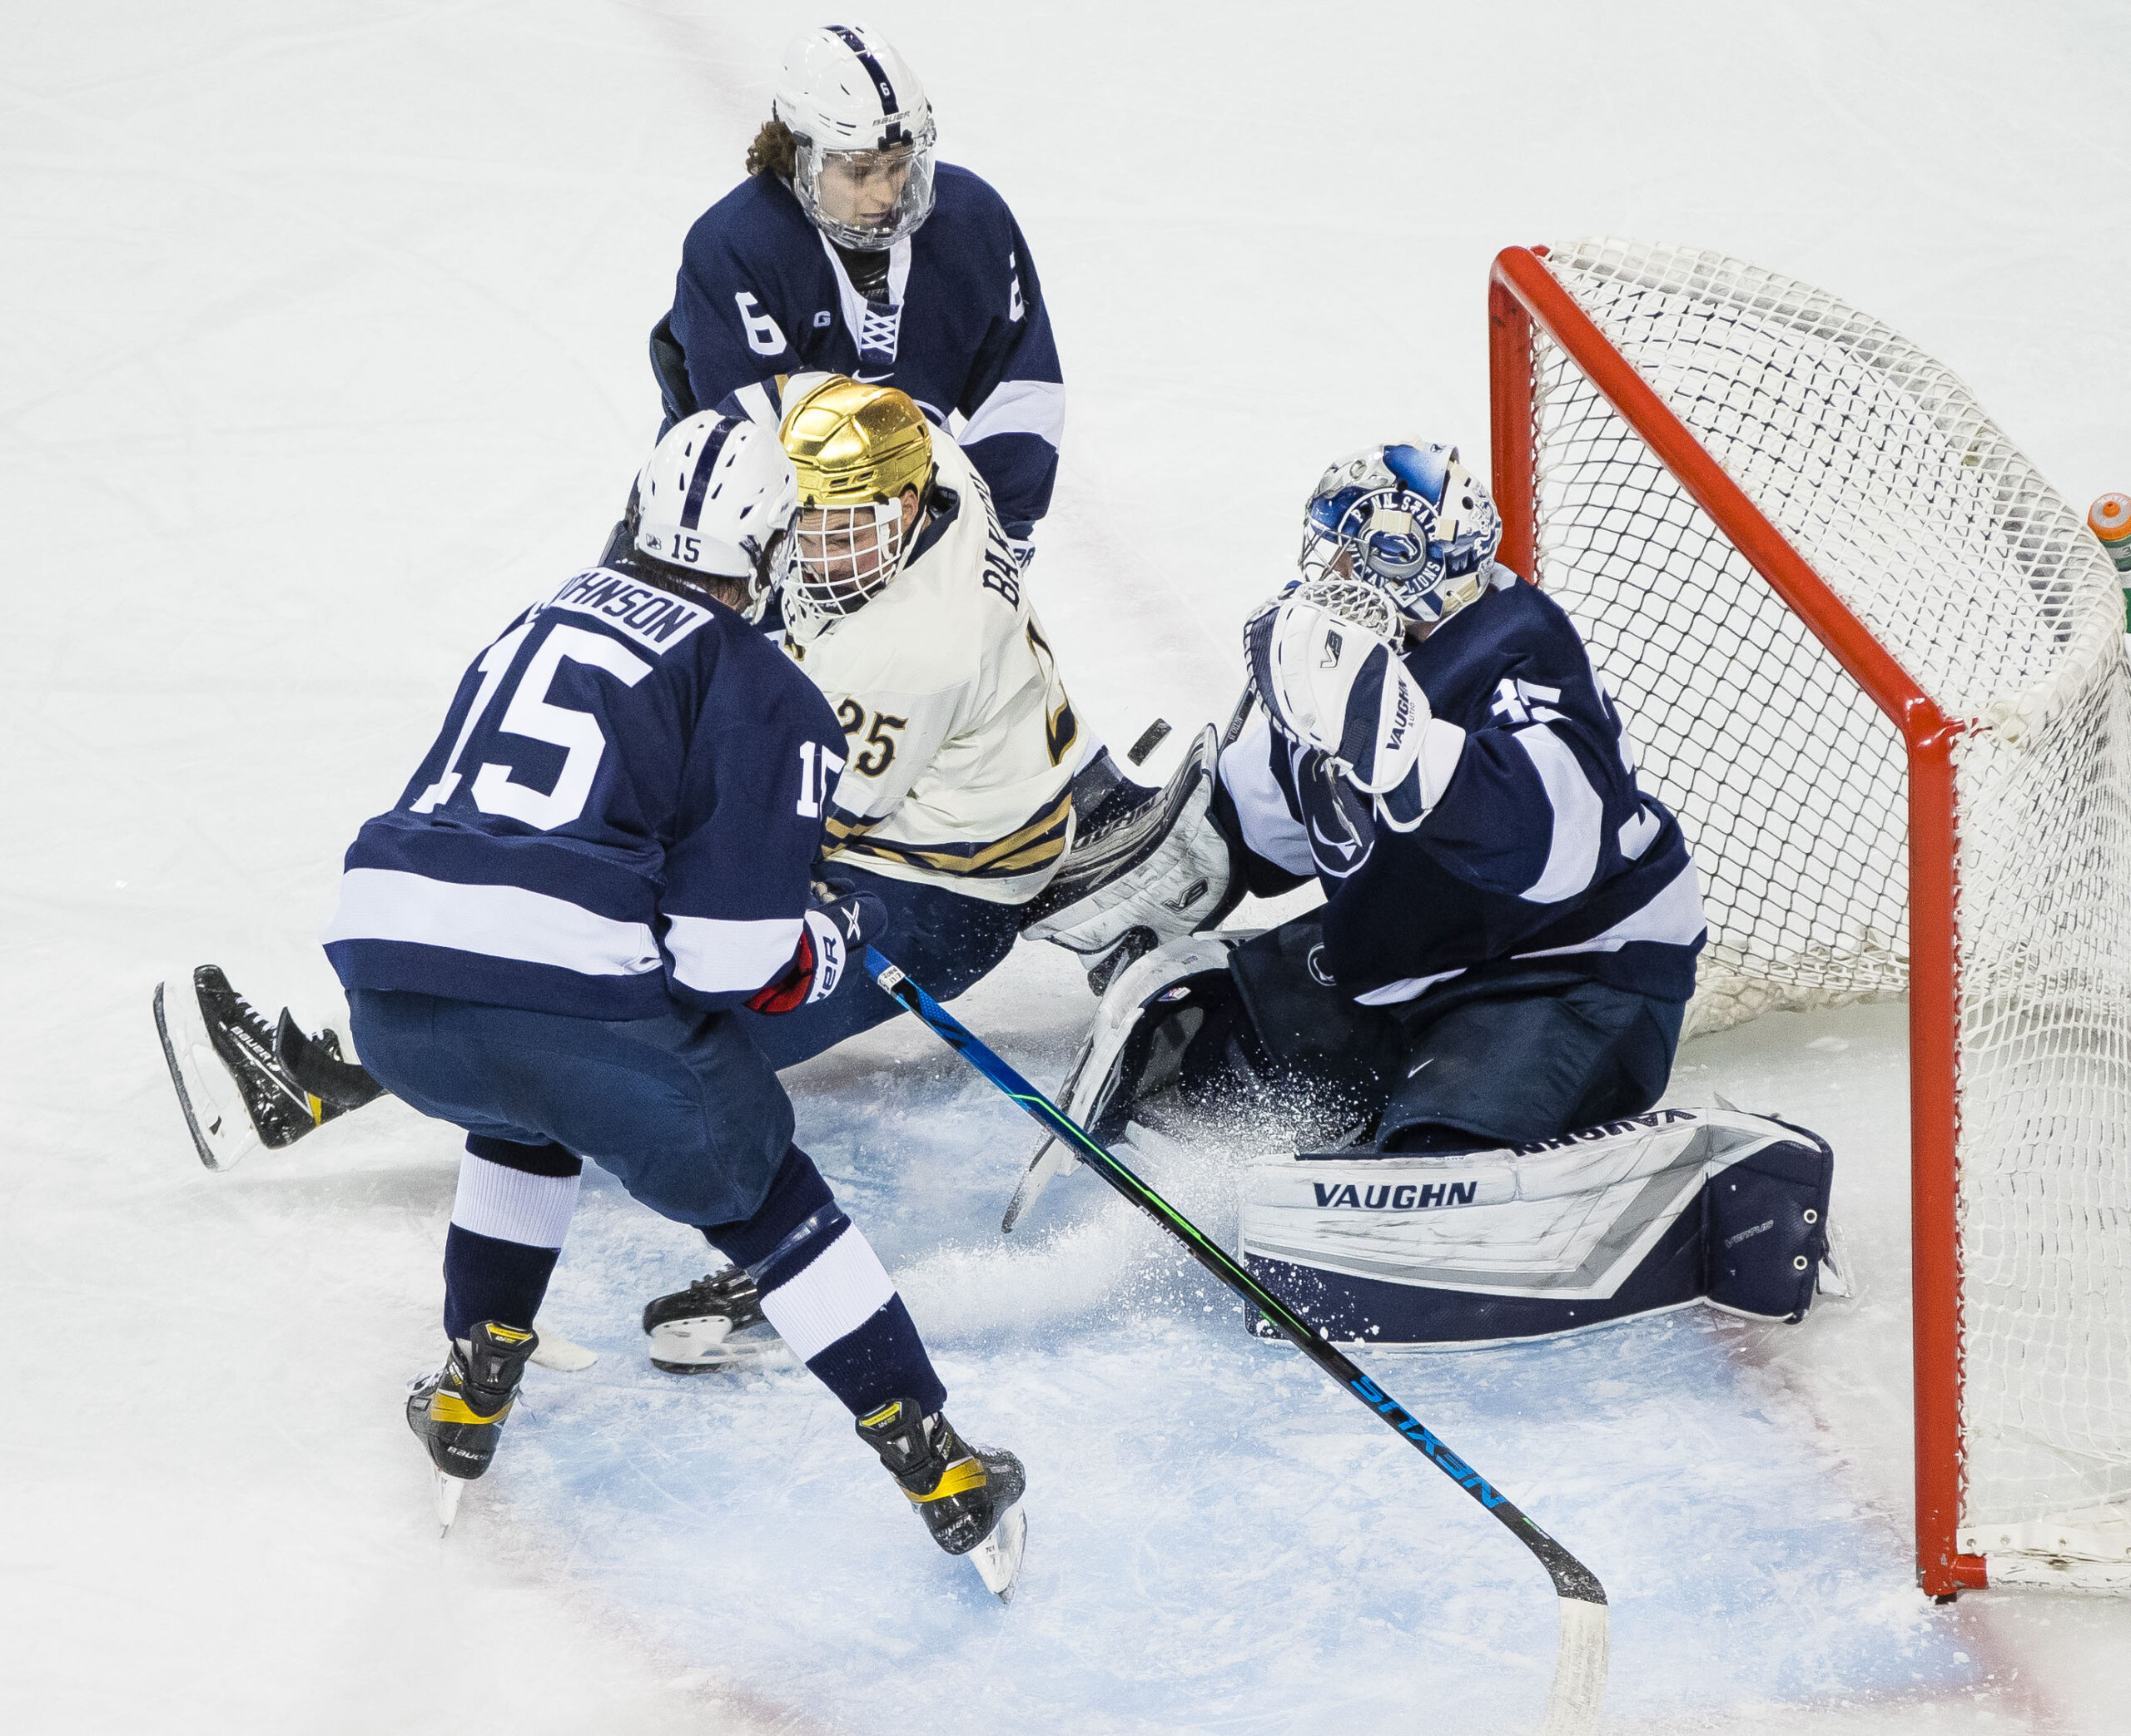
[1021,724,1241,991]
[1239,1108,1838,1347]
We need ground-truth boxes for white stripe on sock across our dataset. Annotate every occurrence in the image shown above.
[757,1226,897,1362]
[451,1153,580,1249]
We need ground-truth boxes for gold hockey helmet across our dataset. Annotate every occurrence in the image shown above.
[780,375,934,508]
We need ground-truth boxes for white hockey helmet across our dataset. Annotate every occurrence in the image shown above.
[773,23,937,251]
[1298,444,1504,630]
[633,413,796,616]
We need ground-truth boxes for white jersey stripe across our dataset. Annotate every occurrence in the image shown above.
[320,868,661,977]
[1513,724,1605,905]
[1221,713,1317,875]
[664,914,802,995]
[1515,860,1706,960]
[959,378,1066,449]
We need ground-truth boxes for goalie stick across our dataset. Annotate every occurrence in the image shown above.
[1004,678,1264,1231]
[867,946,1609,1735]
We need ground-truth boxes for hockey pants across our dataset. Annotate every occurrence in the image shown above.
[1224,919,1688,1151]
[345,987,944,1413]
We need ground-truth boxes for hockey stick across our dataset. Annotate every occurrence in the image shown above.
[867,948,1609,1735]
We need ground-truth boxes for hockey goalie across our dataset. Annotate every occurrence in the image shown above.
[1015,441,1842,1346]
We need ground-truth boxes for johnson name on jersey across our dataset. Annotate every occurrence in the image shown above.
[779,430,1080,905]
[1220,568,1706,1004]
[321,568,843,1019]
[668,165,1063,542]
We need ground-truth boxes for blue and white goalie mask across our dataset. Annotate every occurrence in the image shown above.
[1297,444,1504,629]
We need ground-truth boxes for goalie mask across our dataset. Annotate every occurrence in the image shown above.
[632,413,795,619]
[1298,444,1503,630]
[779,375,935,631]
[775,24,938,251]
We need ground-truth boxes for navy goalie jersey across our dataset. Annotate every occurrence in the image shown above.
[1219,571,1707,1004]
[665,165,1063,541]
[322,567,844,1019]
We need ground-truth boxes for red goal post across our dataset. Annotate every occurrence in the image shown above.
[1487,241,2131,1598]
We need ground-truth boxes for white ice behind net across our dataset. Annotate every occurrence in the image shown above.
[1527,237,2131,1571]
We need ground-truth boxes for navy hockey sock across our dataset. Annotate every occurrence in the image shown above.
[706,1147,946,1418]
[441,1138,583,1341]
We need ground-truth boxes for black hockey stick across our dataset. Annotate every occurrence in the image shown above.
[867,947,1608,1734]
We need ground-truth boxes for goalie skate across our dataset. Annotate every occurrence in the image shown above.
[1003,935,1246,1232]
[152,966,352,1171]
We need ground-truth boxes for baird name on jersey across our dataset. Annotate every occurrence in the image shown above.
[546,568,712,654]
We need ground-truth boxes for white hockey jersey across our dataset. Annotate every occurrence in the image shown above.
[780,433,1080,904]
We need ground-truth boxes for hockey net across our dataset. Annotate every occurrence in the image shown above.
[1489,239,2131,1595]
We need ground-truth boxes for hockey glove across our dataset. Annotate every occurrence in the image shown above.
[748,890,887,1014]
[1246,595,1463,831]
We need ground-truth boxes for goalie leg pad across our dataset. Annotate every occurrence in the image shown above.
[1238,1108,1835,1346]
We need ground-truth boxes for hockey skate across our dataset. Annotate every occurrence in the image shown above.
[855,1397,1026,1603]
[152,965,379,1170]
[641,1266,785,1371]
[406,1321,539,1530]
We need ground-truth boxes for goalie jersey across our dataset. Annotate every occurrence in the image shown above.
[1220,569,1706,1004]
[668,165,1063,543]
[320,569,842,1019]
[781,432,1080,905]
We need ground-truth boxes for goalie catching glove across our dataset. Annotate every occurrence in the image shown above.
[748,889,887,1014]
[1245,587,1465,832]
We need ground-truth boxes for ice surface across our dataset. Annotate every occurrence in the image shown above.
[4,2,2129,1731]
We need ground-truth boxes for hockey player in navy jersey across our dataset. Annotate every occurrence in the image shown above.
[651,23,1063,564]
[1009,444,1840,1345]
[314,410,1025,1593]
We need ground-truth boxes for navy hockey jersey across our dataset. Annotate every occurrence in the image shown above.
[665,165,1063,541]
[322,567,844,1019]
[1219,572,1706,1004]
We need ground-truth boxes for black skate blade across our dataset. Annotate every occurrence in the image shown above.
[968,1500,1026,1603]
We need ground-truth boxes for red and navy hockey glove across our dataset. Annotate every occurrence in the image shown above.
[747,890,887,1014]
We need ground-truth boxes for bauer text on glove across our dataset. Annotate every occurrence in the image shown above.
[747,891,887,1014]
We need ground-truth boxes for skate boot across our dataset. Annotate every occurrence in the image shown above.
[152,965,373,1170]
[641,1266,783,1371]
[856,1397,1027,1602]
[405,1321,539,1529]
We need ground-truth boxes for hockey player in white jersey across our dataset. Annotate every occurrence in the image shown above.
[643,374,1235,1368]
[1007,442,1845,1347]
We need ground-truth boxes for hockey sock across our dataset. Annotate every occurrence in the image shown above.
[706,1146,946,1418]
[442,1137,582,1342]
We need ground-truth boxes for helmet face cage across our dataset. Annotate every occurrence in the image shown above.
[790,124,937,251]
[783,499,910,628]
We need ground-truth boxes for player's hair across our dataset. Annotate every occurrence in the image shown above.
[746,117,798,182]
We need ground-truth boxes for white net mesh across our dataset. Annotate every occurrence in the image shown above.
[1524,238,2131,1572]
